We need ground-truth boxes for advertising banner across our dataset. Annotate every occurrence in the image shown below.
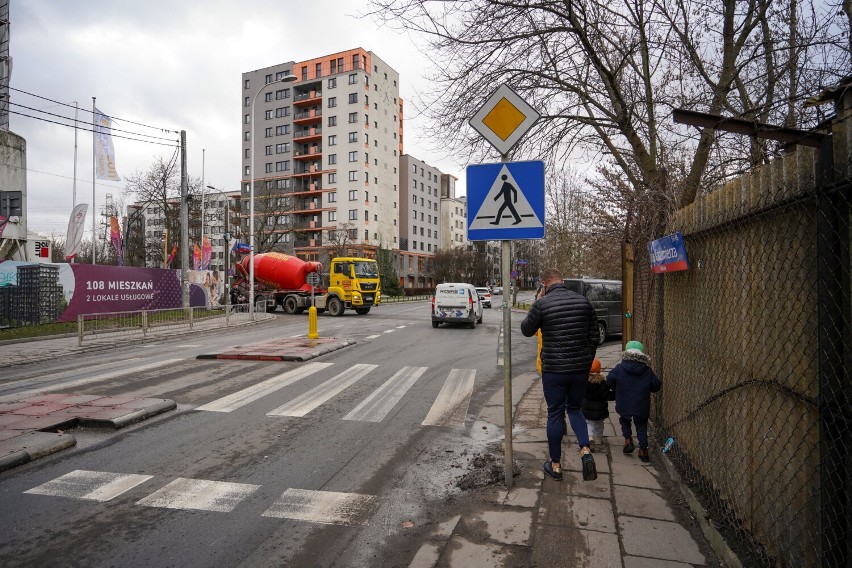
[94,107,121,181]
[65,204,88,261]
[201,236,212,270]
[109,216,124,266]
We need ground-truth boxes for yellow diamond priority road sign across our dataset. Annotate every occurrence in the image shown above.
[469,84,540,155]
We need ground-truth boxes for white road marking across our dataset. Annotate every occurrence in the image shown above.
[267,364,378,417]
[383,329,395,334]
[365,334,380,340]
[289,334,303,338]
[422,369,476,427]
[195,362,333,412]
[343,366,427,422]
[395,325,406,329]
[25,470,153,502]
[262,488,375,526]
[0,358,142,390]
[137,477,259,512]
[176,344,203,348]
[0,359,183,403]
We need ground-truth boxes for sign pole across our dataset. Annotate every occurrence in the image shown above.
[501,153,514,488]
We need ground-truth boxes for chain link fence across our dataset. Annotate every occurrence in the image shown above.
[632,112,850,566]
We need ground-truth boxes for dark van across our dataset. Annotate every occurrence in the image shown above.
[563,278,623,344]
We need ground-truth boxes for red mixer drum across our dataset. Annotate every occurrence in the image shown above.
[236,253,322,292]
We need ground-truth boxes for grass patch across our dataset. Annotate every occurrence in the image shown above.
[0,321,78,340]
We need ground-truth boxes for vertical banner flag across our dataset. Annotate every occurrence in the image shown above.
[201,236,212,270]
[94,108,121,181]
[166,244,178,269]
[193,244,202,271]
[109,216,124,266]
[65,203,88,261]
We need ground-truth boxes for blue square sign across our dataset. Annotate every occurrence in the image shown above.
[466,161,545,241]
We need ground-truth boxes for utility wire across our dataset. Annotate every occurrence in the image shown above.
[9,86,179,134]
[7,101,178,142]
[7,109,179,147]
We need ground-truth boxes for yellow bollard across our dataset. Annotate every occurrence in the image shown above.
[308,305,319,339]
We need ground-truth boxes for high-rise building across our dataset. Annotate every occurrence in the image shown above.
[440,174,467,250]
[241,49,402,263]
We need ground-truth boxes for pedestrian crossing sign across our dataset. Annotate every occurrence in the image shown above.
[466,161,545,241]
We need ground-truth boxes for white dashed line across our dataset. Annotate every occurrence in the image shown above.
[25,470,153,502]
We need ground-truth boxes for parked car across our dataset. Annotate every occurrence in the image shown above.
[475,287,492,308]
[431,283,483,328]
[563,278,623,344]
[492,286,503,295]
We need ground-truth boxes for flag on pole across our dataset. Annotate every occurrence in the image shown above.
[201,235,212,270]
[166,243,178,269]
[65,203,88,261]
[232,242,251,254]
[94,108,121,181]
[109,215,124,266]
[193,243,202,270]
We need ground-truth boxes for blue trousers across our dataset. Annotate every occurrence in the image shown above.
[542,370,590,463]
[619,415,649,449]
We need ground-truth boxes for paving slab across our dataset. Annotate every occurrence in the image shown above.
[496,486,539,508]
[624,556,695,568]
[538,493,616,533]
[610,461,662,490]
[444,536,511,566]
[9,402,74,416]
[619,515,707,565]
[613,485,677,521]
[197,337,356,361]
[473,510,533,546]
[531,523,621,568]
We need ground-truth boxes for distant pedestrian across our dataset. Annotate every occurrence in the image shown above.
[606,341,662,463]
[521,267,600,481]
[582,358,612,453]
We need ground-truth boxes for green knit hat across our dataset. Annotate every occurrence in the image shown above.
[625,340,644,353]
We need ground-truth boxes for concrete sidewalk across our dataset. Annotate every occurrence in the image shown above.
[411,342,721,568]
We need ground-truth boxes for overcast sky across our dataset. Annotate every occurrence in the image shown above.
[9,0,467,236]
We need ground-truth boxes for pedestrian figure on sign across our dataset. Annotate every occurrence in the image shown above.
[490,175,522,225]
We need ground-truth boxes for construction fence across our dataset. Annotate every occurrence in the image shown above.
[632,94,851,567]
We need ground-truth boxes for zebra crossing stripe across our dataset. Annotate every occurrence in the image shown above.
[24,470,153,502]
[195,362,333,412]
[266,363,378,417]
[261,488,375,526]
[343,366,427,423]
[136,477,259,512]
[0,359,183,403]
[421,369,476,427]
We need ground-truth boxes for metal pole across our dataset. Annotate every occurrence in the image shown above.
[200,148,205,268]
[72,102,78,208]
[180,130,189,308]
[91,97,96,264]
[501,154,514,488]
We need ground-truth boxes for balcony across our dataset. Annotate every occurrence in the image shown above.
[294,108,322,124]
[294,146,322,159]
[293,127,322,141]
[293,90,322,105]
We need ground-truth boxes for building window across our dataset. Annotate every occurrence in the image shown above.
[265,74,273,84]
[275,161,289,172]
[328,116,337,127]
[315,62,322,77]
[264,128,272,138]
[348,132,358,143]
[348,190,358,200]
[328,135,337,146]
[328,154,337,165]
[265,110,273,120]
[327,191,337,203]
[244,166,250,175]
[348,171,358,182]
[348,73,357,85]
[301,66,308,80]
[349,209,358,220]
[244,96,250,107]
[348,112,358,123]
[264,145,272,155]
[265,92,273,103]
[328,97,337,108]
[275,107,289,117]
[265,163,273,173]
[275,142,289,153]
[348,228,357,240]
[275,125,290,135]
[244,79,250,89]
[328,211,336,222]
[244,114,250,124]
[348,151,358,162]
[348,93,358,104]
[328,173,337,184]
[328,77,337,89]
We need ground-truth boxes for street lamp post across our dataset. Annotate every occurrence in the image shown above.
[249,73,298,320]
[206,185,232,310]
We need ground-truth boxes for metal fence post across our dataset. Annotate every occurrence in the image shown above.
[77,314,83,347]
[189,306,193,330]
[142,310,148,336]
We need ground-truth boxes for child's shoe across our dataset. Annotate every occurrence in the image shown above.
[623,438,635,453]
[543,461,563,481]
[588,439,596,453]
[595,437,605,451]
[580,447,597,481]
[638,448,650,463]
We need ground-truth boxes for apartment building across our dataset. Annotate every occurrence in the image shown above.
[440,173,467,250]
[241,48,403,262]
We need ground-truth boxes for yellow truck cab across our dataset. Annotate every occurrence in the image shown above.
[326,257,381,316]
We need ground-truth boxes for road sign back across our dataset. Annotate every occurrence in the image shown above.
[466,161,545,241]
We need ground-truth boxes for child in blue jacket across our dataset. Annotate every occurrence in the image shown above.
[605,341,662,463]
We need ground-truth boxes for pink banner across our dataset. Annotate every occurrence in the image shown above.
[166,244,178,269]
[109,216,124,266]
[193,244,202,271]
[201,236,212,270]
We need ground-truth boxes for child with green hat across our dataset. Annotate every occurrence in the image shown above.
[605,340,662,462]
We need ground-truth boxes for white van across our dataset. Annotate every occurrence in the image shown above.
[431,283,483,328]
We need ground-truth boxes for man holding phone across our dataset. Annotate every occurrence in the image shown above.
[521,267,600,481]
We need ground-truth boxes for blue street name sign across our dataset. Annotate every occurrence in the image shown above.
[466,161,545,241]
[648,232,690,273]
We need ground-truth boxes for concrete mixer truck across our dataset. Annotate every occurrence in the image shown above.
[233,252,381,316]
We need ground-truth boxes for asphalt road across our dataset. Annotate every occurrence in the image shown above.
[0,298,540,567]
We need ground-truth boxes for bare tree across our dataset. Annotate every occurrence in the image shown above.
[367,0,849,217]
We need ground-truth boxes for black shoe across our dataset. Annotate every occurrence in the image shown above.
[623,438,635,453]
[543,461,563,481]
[638,448,650,463]
[581,450,597,481]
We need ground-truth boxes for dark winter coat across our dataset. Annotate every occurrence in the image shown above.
[582,376,612,421]
[520,282,598,373]
[605,350,662,419]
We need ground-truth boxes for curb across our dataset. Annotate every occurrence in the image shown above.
[658,448,743,568]
[196,338,356,362]
[0,432,77,473]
